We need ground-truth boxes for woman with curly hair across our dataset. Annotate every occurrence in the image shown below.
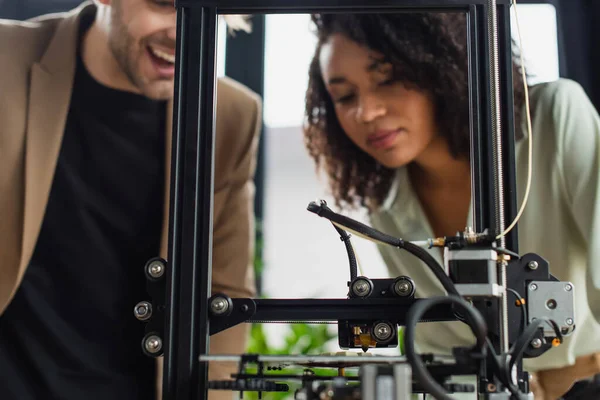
[304,12,600,399]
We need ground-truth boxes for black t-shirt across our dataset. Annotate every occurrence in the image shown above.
[0,18,166,400]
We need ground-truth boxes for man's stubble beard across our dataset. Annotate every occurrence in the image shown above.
[107,3,174,100]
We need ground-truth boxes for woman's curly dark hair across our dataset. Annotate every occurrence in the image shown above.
[304,12,525,211]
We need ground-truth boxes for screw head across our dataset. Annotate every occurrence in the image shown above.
[147,260,165,279]
[566,318,574,326]
[528,261,539,270]
[134,301,152,321]
[373,322,393,342]
[352,279,371,297]
[565,284,573,292]
[530,283,538,291]
[393,279,413,297]
[144,335,163,354]
[210,297,229,315]
[531,338,542,349]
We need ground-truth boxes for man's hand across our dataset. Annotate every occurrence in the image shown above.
[530,353,600,399]
[530,371,574,400]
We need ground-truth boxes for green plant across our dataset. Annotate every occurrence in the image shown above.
[253,219,265,280]
[242,323,336,400]
[247,323,336,355]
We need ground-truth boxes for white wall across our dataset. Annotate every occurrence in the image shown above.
[510,4,560,85]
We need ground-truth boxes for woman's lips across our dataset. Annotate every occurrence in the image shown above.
[367,129,403,149]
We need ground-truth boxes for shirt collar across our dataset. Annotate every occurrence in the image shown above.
[376,167,431,235]
[376,165,475,236]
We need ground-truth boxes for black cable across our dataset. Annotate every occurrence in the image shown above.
[503,288,529,399]
[485,338,523,399]
[402,241,460,297]
[484,317,562,400]
[483,319,561,400]
[307,199,536,397]
[331,223,358,281]
[506,288,528,334]
[405,296,488,400]
[492,319,562,400]
[307,201,403,247]
[509,318,562,373]
[308,200,460,297]
[485,339,514,394]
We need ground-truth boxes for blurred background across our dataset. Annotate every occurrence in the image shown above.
[2,0,599,365]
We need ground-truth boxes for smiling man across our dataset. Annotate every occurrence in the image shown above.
[0,1,260,399]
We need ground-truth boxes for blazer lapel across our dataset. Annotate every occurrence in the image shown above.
[159,100,173,258]
[17,7,83,279]
[19,65,74,274]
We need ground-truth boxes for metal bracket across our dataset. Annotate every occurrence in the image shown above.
[135,257,167,357]
[207,294,457,336]
[208,297,257,335]
[527,280,575,336]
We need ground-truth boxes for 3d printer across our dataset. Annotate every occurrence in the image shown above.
[133,0,577,399]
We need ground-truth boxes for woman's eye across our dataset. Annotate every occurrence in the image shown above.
[378,78,394,87]
[335,94,355,104]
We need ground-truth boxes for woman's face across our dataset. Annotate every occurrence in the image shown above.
[319,34,439,169]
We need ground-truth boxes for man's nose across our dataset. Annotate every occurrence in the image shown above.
[356,94,387,123]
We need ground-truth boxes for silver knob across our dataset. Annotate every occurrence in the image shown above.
[565,284,573,292]
[531,338,542,349]
[393,279,413,297]
[134,301,152,321]
[210,296,230,315]
[352,279,371,297]
[373,322,393,342]
[528,261,539,270]
[147,260,165,279]
[144,335,163,354]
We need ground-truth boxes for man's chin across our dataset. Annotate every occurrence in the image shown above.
[140,81,175,101]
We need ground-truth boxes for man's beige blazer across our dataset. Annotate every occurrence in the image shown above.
[0,3,260,398]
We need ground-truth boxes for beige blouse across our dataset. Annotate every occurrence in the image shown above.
[369,78,600,371]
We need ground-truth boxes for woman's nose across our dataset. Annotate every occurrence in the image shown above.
[356,94,387,123]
